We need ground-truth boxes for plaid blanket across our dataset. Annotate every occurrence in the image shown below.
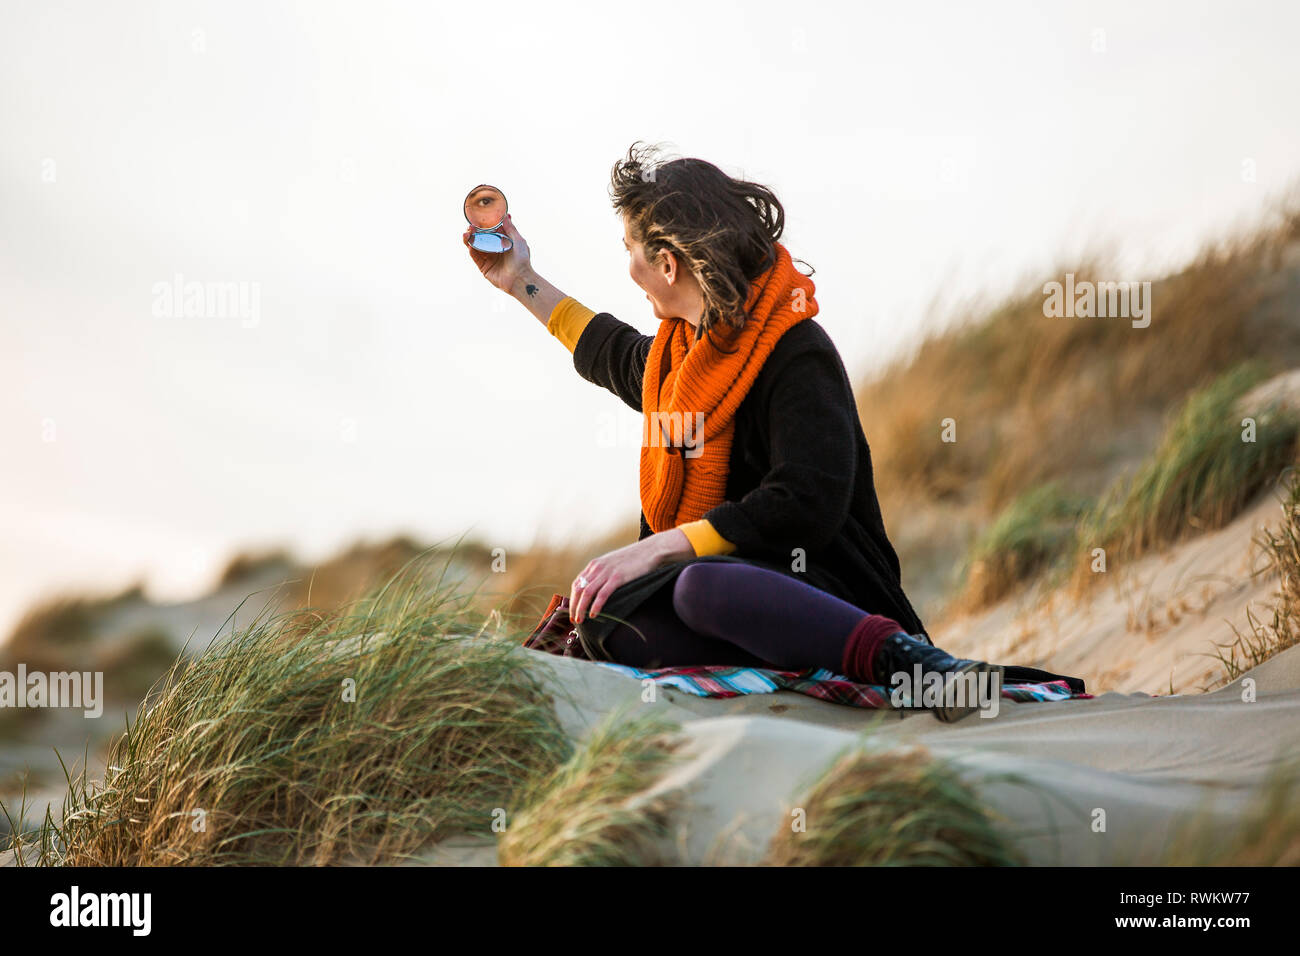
[592,662,1092,709]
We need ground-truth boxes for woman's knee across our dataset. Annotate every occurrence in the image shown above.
[671,562,727,635]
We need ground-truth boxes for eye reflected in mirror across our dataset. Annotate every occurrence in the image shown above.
[463,184,513,253]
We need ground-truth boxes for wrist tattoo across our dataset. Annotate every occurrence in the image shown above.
[525,283,538,298]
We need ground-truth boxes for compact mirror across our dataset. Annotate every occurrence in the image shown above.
[463,184,513,253]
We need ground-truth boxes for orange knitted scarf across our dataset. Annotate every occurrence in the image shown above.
[640,242,818,533]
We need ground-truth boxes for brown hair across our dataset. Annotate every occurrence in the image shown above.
[609,142,801,339]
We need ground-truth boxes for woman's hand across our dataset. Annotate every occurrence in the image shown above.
[462,213,566,328]
[463,213,531,294]
[570,529,694,623]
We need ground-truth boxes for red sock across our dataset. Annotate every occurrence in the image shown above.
[840,614,906,683]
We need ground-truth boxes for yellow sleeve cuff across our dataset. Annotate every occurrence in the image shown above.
[678,519,737,557]
[547,296,597,353]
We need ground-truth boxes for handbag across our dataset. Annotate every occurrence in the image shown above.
[522,592,591,660]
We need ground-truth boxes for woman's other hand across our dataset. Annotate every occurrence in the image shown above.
[570,529,694,623]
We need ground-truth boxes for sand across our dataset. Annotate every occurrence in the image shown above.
[8,655,1297,870]
[494,643,1298,865]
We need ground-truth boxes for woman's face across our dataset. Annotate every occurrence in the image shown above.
[622,215,701,325]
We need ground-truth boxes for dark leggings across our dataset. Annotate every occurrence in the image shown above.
[602,561,901,673]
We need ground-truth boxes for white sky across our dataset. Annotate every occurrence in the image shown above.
[3,0,1299,638]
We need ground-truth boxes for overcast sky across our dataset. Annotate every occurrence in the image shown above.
[3,0,1299,638]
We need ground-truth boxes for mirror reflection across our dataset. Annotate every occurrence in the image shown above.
[463,184,512,253]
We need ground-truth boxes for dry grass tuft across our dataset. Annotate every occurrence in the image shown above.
[498,708,683,867]
[1072,362,1298,591]
[1210,464,1300,683]
[1162,759,1300,866]
[956,481,1090,609]
[764,743,1022,866]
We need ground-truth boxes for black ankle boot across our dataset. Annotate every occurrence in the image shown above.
[871,632,1004,722]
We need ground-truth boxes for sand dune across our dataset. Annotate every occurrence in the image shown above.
[14,640,1296,868]
[420,484,1300,866]
[935,481,1289,696]
[445,640,1297,866]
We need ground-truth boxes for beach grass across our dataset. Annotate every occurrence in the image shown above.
[498,706,682,866]
[1073,361,1299,587]
[763,743,1023,866]
[958,481,1091,608]
[1211,463,1300,682]
[1162,759,1300,866]
[858,202,1300,620]
[17,557,570,866]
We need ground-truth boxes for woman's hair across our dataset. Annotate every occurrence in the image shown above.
[609,142,794,337]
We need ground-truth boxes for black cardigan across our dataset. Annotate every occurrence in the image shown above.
[571,312,927,638]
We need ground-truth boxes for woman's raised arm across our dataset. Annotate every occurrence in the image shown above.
[464,212,654,412]
[463,213,565,326]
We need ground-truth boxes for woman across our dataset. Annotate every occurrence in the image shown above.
[465,144,1002,720]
